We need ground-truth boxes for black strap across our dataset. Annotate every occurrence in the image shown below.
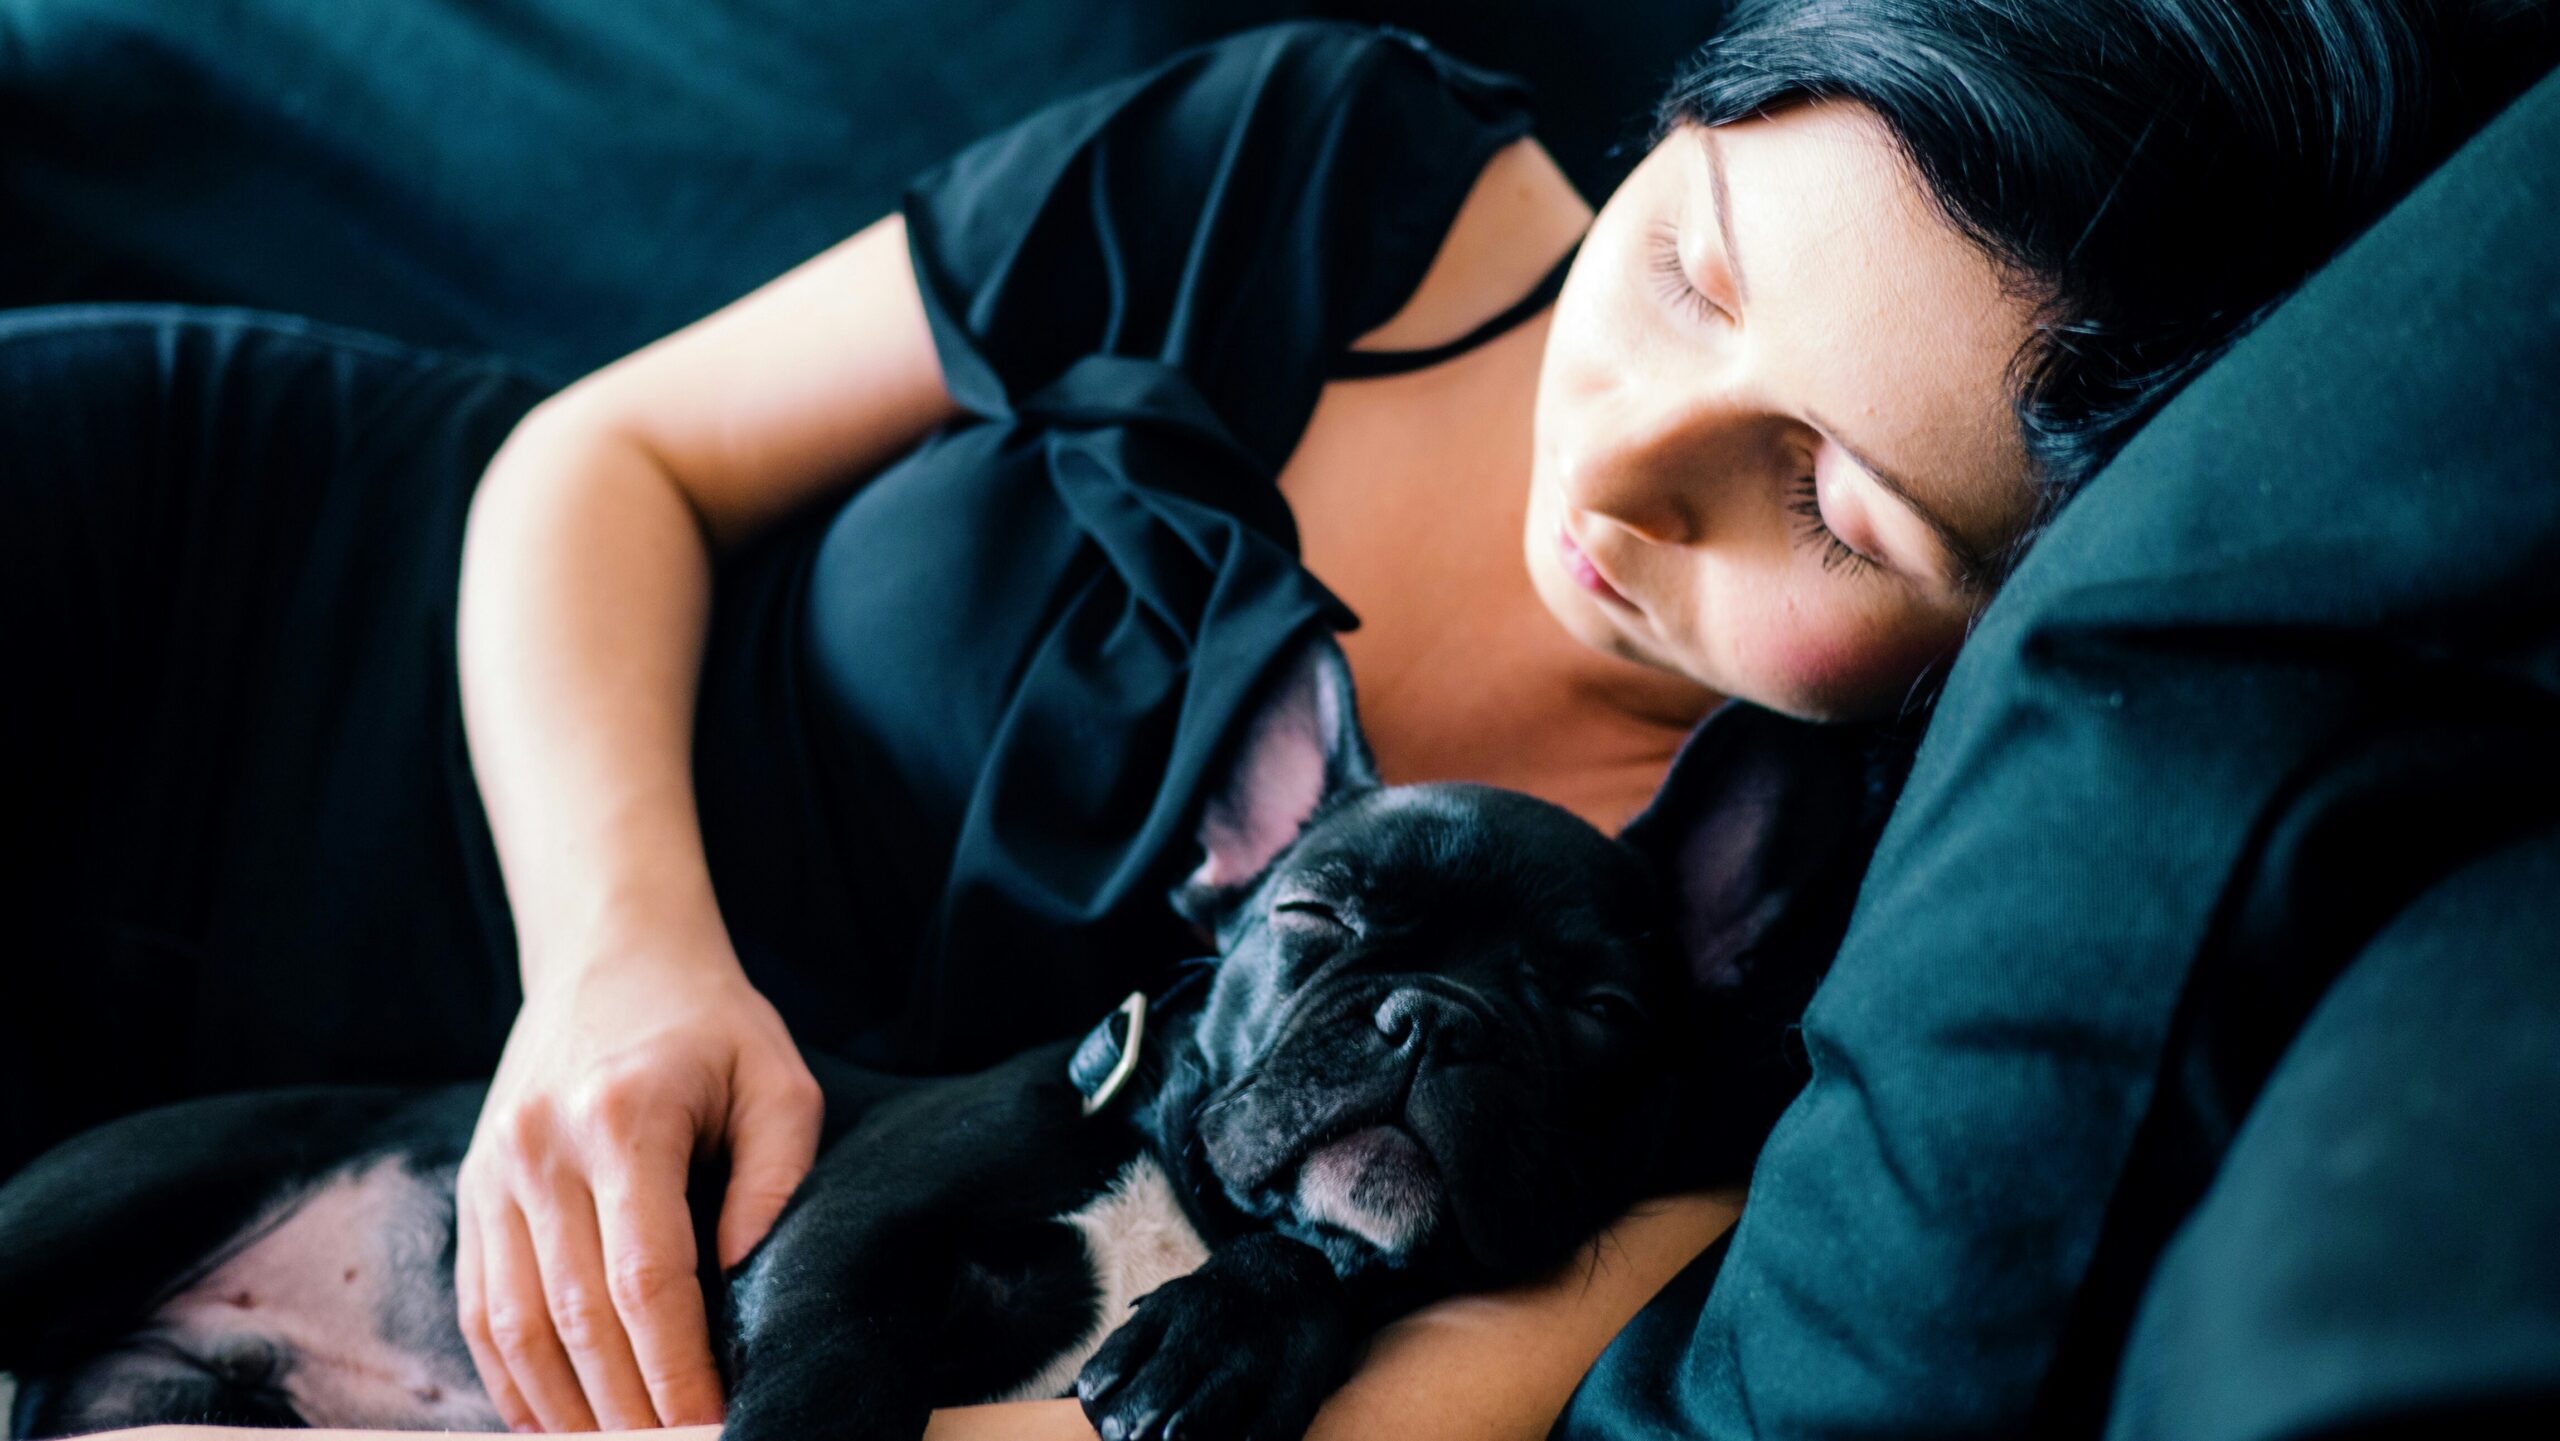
[1068,959,1217,1113]
[1326,235,1583,381]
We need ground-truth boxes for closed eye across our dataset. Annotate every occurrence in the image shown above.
[1647,221,1725,326]
[1273,898,1348,930]
[1786,472,1882,579]
[1575,988,1643,1029]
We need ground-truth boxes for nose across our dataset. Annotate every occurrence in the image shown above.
[1372,987,1489,1063]
[1551,381,1757,548]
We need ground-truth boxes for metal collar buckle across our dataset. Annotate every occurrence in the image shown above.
[1070,990,1149,1117]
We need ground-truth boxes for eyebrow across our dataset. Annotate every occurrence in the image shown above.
[1694,126,1751,308]
[1805,411,1999,595]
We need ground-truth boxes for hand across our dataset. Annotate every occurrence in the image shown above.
[454,939,825,1431]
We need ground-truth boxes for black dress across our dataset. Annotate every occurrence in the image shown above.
[1,21,1899,1179]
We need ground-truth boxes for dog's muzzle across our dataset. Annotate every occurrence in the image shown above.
[1198,981,1516,1257]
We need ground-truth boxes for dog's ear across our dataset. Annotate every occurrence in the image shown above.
[1624,703,1917,1187]
[1628,703,1907,995]
[1173,631,1378,928]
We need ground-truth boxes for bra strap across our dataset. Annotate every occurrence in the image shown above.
[1327,234,1584,381]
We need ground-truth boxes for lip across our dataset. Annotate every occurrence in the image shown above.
[1557,523,1636,610]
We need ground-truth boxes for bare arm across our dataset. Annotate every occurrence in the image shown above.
[1301,1190,1738,1441]
[460,210,960,968]
[450,212,965,1431]
[106,1189,1731,1441]
[924,1192,1737,1441]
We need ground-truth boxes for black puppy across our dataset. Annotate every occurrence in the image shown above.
[0,637,1715,1441]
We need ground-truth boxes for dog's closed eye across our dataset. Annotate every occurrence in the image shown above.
[1574,988,1642,1029]
[1272,897,1352,933]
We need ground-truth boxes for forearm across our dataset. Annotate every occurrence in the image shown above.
[106,1191,1734,1441]
[451,206,963,987]
[932,1186,1741,1441]
[455,413,733,979]
[1308,1188,1740,1441]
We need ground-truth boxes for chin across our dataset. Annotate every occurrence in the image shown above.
[1523,540,1614,650]
[1540,581,1696,681]
[1520,514,1733,697]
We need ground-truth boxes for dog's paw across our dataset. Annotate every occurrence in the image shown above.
[1073,1235,1357,1441]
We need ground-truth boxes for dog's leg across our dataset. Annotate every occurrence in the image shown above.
[1072,1233,1362,1441]
[11,1333,310,1438]
[0,1085,470,1376]
[720,1087,1107,1441]
[719,1196,960,1441]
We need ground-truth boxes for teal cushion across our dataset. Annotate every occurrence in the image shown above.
[0,0,1298,382]
[0,1,1729,381]
[2106,818,2560,1440]
[1562,57,2560,1441]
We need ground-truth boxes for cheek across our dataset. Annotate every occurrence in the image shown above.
[1534,299,1611,423]
[1728,586,1965,720]
[1539,221,1654,401]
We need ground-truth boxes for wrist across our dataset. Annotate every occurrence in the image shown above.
[519,888,740,999]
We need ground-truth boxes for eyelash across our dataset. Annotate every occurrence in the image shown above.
[1646,221,1722,325]
[1786,474,1881,578]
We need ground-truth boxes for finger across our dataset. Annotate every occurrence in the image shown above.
[520,1167,663,1430]
[714,1064,823,1270]
[594,1133,727,1426]
[454,1182,538,1432]
[484,1193,604,1432]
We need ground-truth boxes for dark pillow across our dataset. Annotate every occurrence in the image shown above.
[1561,58,2560,1441]
[0,0,1289,380]
[2105,817,2560,1441]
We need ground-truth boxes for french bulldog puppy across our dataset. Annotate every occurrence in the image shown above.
[0,634,1784,1441]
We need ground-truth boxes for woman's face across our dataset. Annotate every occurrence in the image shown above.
[1527,99,2042,723]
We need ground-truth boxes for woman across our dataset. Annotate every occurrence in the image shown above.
[6,1,2545,1437]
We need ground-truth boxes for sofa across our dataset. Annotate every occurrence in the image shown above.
[6,1,2557,1436]
[0,0,1721,385]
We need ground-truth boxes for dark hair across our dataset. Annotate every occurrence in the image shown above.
[1655,0,2558,586]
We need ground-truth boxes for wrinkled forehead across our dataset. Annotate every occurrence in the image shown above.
[1281,787,1666,958]
[1286,786,1585,874]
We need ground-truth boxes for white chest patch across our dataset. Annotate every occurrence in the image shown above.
[990,1155,1211,1403]
[143,1154,501,1431]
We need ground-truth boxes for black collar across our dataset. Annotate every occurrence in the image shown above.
[1070,958,1216,1115]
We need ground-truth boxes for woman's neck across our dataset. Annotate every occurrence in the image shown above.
[1281,307,1721,834]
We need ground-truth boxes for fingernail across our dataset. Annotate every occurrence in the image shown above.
[513,1425,539,1434]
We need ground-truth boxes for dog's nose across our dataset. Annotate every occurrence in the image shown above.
[1372,988,1486,1061]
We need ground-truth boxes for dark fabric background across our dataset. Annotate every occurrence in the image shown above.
[2104,817,2560,1439]
[0,0,1723,382]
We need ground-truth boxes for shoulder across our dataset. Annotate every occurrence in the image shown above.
[902,20,1541,243]
[1140,19,1540,140]
[894,19,1572,428]
[1192,21,1591,352]
[1348,133,1592,353]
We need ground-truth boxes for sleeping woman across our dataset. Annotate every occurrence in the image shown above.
[3,2,2545,1438]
